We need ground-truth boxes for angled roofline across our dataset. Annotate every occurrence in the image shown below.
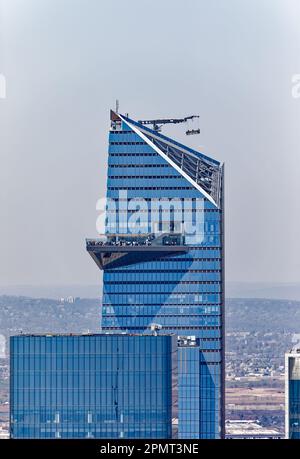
[120,113,220,167]
[119,113,219,208]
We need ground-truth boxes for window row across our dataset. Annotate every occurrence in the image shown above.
[110,141,146,145]
[109,152,157,156]
[104,280,221,284]
[108,186,194,190]
[109,163,170,168]
[108,175,182,179]
[108,269,221,273]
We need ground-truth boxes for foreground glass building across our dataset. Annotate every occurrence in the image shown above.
[10,334,178,439]
[285,349,300,438]
[87,110,225,438]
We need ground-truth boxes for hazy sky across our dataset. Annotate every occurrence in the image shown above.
[0,0,300,288]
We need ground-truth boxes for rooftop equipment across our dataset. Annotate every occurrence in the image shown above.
[138,115,200,135]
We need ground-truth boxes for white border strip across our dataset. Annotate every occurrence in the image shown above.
[119,115,218,208]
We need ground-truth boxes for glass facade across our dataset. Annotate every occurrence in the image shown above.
[286,351,300,438]
[87,111,225,438]
[10,334,178,439]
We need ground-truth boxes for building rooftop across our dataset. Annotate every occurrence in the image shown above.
[286,348,300,356]
[120,113,220,166]
[111,111,223,208]
[11,332,175,338]
[225,420,282,439]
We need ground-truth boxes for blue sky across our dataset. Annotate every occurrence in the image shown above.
[0,0,300,286]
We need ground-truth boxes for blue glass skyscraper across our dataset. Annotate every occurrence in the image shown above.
[87,110,225,438]
[285,349,300,439]
[10,334,177,439]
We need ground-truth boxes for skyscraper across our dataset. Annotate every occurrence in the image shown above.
[10,334,177,439]
[87,110,224,438]
[285,349,300,439]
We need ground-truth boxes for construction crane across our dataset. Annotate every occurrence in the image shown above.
[138,115,200,135]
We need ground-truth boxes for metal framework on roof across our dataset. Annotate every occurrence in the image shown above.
[143,134,222,207]
[114,113,222,208]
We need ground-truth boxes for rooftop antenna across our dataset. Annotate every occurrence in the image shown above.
[115,99,119,114]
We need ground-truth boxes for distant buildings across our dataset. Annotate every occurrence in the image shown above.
[0,425,9,439]
[285,349,300,438]
[87,110,225,438]
[0,334,5,358]
[10,334,177,439]
[225,420,282,439]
